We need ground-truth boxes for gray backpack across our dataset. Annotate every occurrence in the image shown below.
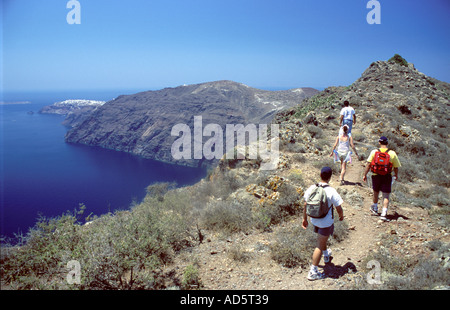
[305,184,331,219]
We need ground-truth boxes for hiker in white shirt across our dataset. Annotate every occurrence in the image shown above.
[302,167,344,281]
[339,100,356,135]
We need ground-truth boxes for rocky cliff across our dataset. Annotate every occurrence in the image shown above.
[65,81,318,167]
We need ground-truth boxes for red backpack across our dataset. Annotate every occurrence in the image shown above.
[370,149,393,175]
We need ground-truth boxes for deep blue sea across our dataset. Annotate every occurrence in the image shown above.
[0,90,207,239]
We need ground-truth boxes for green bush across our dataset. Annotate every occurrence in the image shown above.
[270,220,348,268]
[228,244,253,263]
[255,182,302,230]
[146,182,177,201]
[280,141,306,153]
[270,225,316,268]
[181,264,202,290]
[388,54,408,67]
[293,92,338,119]
[200,200,255,234]
[313,157,340,176]
[307,125,323,139]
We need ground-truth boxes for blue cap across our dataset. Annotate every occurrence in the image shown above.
[320,166,333,179]
[379,136,388,144]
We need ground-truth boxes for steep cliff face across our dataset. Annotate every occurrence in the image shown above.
[65,80,318,167]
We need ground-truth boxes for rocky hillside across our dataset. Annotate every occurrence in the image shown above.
[64,81,318,167]
[273,55,449,190]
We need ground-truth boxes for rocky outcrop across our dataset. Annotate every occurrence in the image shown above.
[65,81,318,167]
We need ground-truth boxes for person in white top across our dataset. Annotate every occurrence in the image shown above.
[339,100,356,135]
[302,167,344,281]
[330,125,359,185]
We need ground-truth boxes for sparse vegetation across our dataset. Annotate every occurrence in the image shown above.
[293,90,340,119]
[200,200,255,234]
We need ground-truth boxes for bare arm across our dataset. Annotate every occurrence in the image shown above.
[330,136,339,157]
[349,136,358,157]
[363,162,371,182]
[335,205,344,221]
[302,202,308,229]
[393,167,399,182]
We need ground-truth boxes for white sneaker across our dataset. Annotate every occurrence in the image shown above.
[324,249,332,264]
[370,204,379,215]
[380,209,388,221]
[307,267,325,281]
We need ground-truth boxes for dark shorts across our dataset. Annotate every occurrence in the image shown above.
[314,224,335,237]
[372,174,392,193]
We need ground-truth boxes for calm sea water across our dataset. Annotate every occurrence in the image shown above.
[0,90,207,239]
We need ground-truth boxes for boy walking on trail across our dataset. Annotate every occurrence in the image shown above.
[339,100,356,135]
[302,167,344,281]
[363,136,401,221]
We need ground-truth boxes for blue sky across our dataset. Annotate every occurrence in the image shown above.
[1,0,449,92]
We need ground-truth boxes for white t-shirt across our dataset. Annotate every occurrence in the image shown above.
[304,182,343,228]
[340,106,355,121]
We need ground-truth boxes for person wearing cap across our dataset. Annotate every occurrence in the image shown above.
[363,136,401,221]
[330,124,359,185]
[339,100,356,136]
[302,167,344,280]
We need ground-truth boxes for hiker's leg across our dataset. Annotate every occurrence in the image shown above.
[381,192,390,218]
[341,160,347,181]
[373,190,379,204]
[380,176,392,218]
[312,234,329,266]
[382,192,390,209]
